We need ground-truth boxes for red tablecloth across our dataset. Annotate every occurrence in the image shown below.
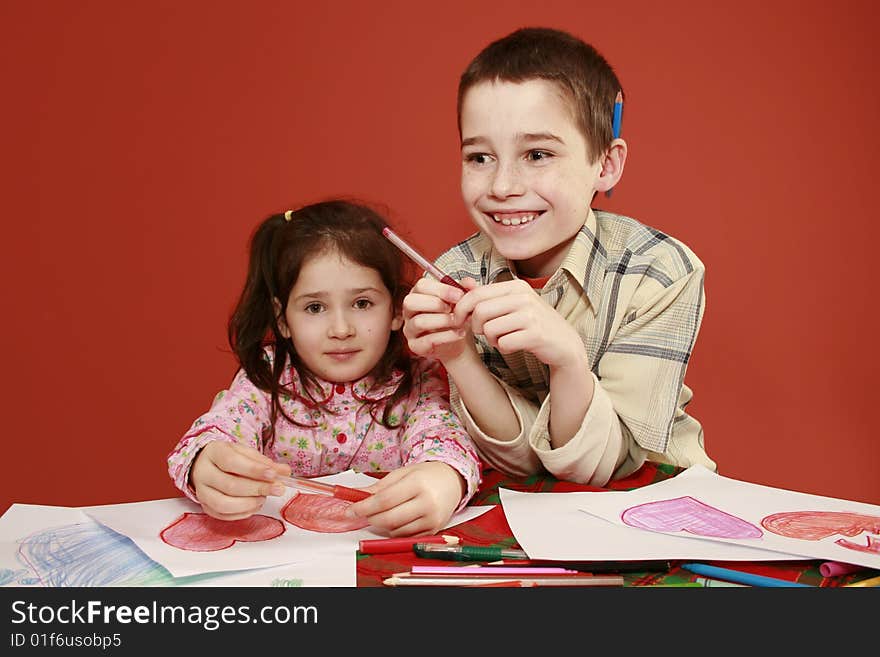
[356,464,867,587]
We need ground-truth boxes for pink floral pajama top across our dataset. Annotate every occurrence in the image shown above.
[167,355,482,507]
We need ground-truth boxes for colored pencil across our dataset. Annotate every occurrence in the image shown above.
[489,559,673,573]
[604,90,624,199]
[382,227,466,291]
[383,574,624,587]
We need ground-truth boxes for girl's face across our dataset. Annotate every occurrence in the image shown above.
[279,250,402,383]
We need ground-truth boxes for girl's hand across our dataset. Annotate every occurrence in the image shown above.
[345,462,466,536]
[402,277,479,364]
[452,279,584,368]
[190,441,291,521]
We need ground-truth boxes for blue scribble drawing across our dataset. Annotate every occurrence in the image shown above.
[11,521,219,587]
[1,567,28,585]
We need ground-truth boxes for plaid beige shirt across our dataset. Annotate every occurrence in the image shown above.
[434,209,716,484]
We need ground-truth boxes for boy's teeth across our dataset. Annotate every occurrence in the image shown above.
[492,213,536,226]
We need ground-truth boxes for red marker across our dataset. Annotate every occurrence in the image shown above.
[278,475,372,502]
[359,534,460,555]
[382,227,466,291]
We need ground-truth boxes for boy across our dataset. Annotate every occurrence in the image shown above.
[402,27,716,485]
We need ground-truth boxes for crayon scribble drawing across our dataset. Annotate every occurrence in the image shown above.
[14,521,216,586]
[160,513,285,552]
[762,511,880,555]
[281,494,370,532]
[621,496,763,539]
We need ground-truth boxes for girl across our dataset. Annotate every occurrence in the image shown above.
[167,200,482,536]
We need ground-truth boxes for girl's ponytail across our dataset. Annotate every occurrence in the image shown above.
[228,214,287,396]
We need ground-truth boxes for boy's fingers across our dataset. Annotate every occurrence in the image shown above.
[402,293,453,317]
[408,312,460,335]
[412,278,465,305]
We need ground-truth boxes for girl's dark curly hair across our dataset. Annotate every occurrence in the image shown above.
[227,199,414,446]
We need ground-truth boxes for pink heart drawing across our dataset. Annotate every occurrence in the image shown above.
[281,493,370,533]
[160,512,285,551]
[621,496,763,539]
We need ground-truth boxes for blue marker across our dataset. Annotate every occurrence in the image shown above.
[682,563,813,588]
[605,91,623,198]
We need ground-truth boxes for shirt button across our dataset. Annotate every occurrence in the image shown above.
[336,433,347,444]
[335,384,346,394]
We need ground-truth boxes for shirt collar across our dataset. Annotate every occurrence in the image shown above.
[560,208,606,312]
[283,366,403,406]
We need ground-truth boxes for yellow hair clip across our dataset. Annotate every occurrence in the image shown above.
[283,210,294,222]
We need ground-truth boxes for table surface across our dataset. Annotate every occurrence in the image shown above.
[356,464,870,587]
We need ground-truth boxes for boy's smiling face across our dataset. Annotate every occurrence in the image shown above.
[460,79,605,278]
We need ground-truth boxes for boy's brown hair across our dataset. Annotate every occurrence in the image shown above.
[457,27,623,163]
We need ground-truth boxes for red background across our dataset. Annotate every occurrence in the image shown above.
[2,1,877,513]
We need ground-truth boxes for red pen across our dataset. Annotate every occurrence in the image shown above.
[359,534,460,555]
[382,227,466,291]
[278,475,372,502]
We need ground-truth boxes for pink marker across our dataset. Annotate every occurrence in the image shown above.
[411,565,579,576]
[382,227,466,291]
[819,561,865,577]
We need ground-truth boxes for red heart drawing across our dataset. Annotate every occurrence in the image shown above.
[762,511,880,554]
[160,512,285,551]
[621,496,763,539]
[281,493,370,533]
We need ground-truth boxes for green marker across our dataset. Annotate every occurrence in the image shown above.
[413,543,527,561]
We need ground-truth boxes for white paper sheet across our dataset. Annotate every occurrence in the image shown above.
[580,465,880,569]
[83,471,492,578]
[0,504,350,587]
[500,488,801,561]
[2,480,493,586]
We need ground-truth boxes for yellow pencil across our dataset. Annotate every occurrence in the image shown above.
[844,573,880,587]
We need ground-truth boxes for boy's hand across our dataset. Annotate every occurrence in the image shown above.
[345,462,465,536]
[190,441,291,521]
[402,277,479,364]
[452,279,584,368]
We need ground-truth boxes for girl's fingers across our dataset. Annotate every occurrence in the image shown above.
[348,473,414,518]
[210,442,289,481]
[200,465,285,498]
[198,486,267,518]
[388,515,436,537]
[361,498,427,536]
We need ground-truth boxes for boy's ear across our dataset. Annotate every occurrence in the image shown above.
[594,138,628,193]
[273,297,291,338]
